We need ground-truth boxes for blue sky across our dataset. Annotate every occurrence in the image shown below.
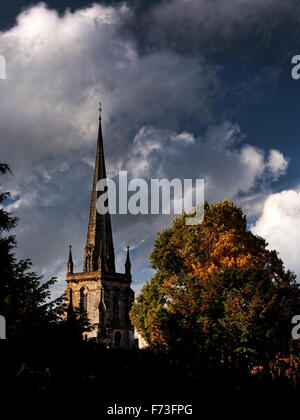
[1,0,300,297]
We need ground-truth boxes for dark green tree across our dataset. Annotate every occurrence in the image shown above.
[0,163,62,340]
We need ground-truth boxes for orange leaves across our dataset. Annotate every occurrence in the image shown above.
[270,349,300,385]
[131,200,299,358]
[185,228,256,282]
[170,213,267,284]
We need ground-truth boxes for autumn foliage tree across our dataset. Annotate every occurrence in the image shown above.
[130,200,300,368]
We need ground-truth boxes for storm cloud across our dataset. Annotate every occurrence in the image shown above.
[0,2,295,296]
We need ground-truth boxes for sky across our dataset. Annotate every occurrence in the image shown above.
[1,0,300,298]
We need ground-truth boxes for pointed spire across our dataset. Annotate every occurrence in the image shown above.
[99,101,102,119]
[67,245,74,274]
[125,246,131,276]
[84,104,116,273]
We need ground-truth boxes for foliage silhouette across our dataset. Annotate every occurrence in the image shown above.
[0,166,299,413]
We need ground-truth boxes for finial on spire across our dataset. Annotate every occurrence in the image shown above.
[125,245,131,276]
[99,102,102,119]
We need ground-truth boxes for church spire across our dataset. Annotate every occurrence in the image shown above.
[84,105,115,273]
[125,246,131,276]
[67,245,73,274]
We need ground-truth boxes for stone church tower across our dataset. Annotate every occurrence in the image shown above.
[64,108,135,348]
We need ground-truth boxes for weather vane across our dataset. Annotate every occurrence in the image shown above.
[99,101,102,118]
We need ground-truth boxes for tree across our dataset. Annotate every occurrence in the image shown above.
[130,200,300,368]
[0,163,94,399]
[0,163,62,340]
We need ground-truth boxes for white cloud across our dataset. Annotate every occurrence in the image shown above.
[240,145,265,188]
[171,132,195,145]
[252,189,300,278]
[267,149,289,179]
[124,122,288,211]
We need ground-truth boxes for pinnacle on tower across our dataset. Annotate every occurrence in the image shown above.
[67,245,73,274]
[84,105,116,273]
[125,246,131,276]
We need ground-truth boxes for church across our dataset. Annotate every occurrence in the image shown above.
[64,107,135,348]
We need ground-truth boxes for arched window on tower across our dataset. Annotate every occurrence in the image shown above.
[80,287,88,314]
[113,288,119,321]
